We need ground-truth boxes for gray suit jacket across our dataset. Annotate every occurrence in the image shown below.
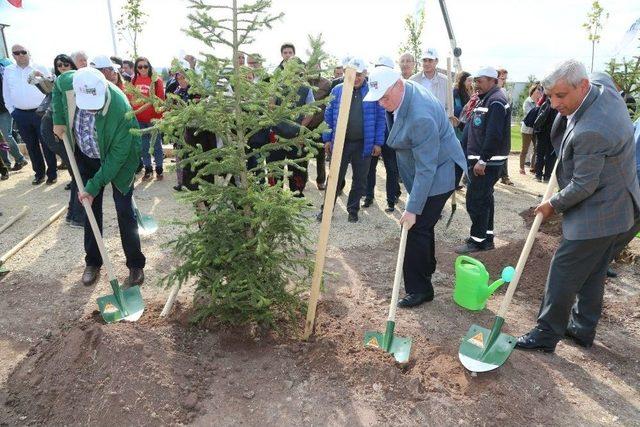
[550,73,640,240]
[386,80,467,215]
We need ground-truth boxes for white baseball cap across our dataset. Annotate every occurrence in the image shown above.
[422,48,438,60]
[90,55,118,70]
[375,55,395,69]
[346,56,367,73]
[473,66,498,79]
[73,67,108,110]
[363,66,401,102]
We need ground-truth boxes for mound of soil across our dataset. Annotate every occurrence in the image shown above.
[471,232,559,299]
[6,306,214,426]
[519,207,563,237]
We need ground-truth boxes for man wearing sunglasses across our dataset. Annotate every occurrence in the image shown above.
[2,44,57,185]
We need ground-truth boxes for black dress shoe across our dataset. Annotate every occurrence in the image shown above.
[64,182,72,191]
[124,268,145,288]
[385,204,395,213]
[348,212,358,223]
[32,176,45,185]
[515,328,557,353]
[398,292,433,308]
[81,266,100,286]
[362,199,373,208]
[606,268,617,278]
[46,177,57,185]
[564,329,594,348]
[1,172,8,181]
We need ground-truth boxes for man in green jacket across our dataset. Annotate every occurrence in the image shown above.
[52,67,145,286]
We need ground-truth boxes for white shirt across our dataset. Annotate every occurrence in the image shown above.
[409,71,448,108]
[2,62,50,114]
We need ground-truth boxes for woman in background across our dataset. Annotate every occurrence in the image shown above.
[129,56,165,181]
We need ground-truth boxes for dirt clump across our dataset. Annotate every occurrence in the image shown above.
[519,207,563,237]
[6,306,213,426]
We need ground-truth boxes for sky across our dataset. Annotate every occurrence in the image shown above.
[1,0,639,81]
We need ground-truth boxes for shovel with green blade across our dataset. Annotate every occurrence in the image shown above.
[364,225,412,363]
[132,196,158,235]
[459,168,558,372]
[61,134,145,323]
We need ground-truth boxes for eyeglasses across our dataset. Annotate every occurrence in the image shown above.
[12,50,27,56]
[56,62,71,68]
[137,64,149,69]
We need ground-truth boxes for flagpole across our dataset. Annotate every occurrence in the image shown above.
[107,0,118,56]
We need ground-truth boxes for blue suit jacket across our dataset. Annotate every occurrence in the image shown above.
[386,80,467,215]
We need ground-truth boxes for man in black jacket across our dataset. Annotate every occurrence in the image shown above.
[456,66,511,254]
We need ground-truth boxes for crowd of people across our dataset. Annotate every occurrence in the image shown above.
[1,41,640,356]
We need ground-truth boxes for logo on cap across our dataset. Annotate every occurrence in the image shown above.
[370,81,379,90]
[79,85,97,96]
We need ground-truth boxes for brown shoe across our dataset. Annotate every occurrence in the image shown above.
[501,176,515,186]
[81,265,100,286]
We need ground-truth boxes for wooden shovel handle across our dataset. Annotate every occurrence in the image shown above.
[303,67,357,340]
[388,226,409,322]
[61,134,118,283]
[497,164,558,318]
[0,206,30,235]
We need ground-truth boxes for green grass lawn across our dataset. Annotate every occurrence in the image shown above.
[511,125,522,152]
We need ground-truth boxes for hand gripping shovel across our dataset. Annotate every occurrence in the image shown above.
[132,196,158,235]
[61,134,145,323]
[458,168,558,372]
[364,225,412,363]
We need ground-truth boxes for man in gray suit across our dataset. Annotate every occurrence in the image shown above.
[517,60,640,352]
[364,66,467,308]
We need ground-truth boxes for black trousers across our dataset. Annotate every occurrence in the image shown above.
[465,161,501,242]
[12,108,57,180]
[536,217,640,341]
[535,137,556,180]
[365,144,400,206]
[403,191,452,295]
[315,137,326,185]
[77,150,145,269]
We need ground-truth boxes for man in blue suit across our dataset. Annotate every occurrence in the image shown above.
[364,66,467,308]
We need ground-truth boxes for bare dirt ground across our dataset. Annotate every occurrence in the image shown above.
[0,155,638,426]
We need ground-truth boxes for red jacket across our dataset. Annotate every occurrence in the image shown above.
[128,75,165,123]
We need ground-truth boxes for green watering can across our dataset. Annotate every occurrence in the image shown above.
[453,256,515,311]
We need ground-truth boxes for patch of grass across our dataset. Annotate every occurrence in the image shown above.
[511,126,522,152]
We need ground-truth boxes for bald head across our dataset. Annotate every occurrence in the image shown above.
[399,53,415,79]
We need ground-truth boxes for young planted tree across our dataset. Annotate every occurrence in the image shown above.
[398,5,426,74]
[582,1,609,73]
[606,47,640,119]
[116,0,148,58]
[156,0,329,329]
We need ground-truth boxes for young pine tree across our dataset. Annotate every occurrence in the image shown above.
[156,0,329,329]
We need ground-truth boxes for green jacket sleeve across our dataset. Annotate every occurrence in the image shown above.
[51,77,66,126]
[85,115,138,196]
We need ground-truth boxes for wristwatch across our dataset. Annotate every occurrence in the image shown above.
[477,159,487,166]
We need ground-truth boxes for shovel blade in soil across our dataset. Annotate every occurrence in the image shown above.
[364,331,412,364]
[136,212,158,236]
[458,323,516,372]
[97,285,145,323]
